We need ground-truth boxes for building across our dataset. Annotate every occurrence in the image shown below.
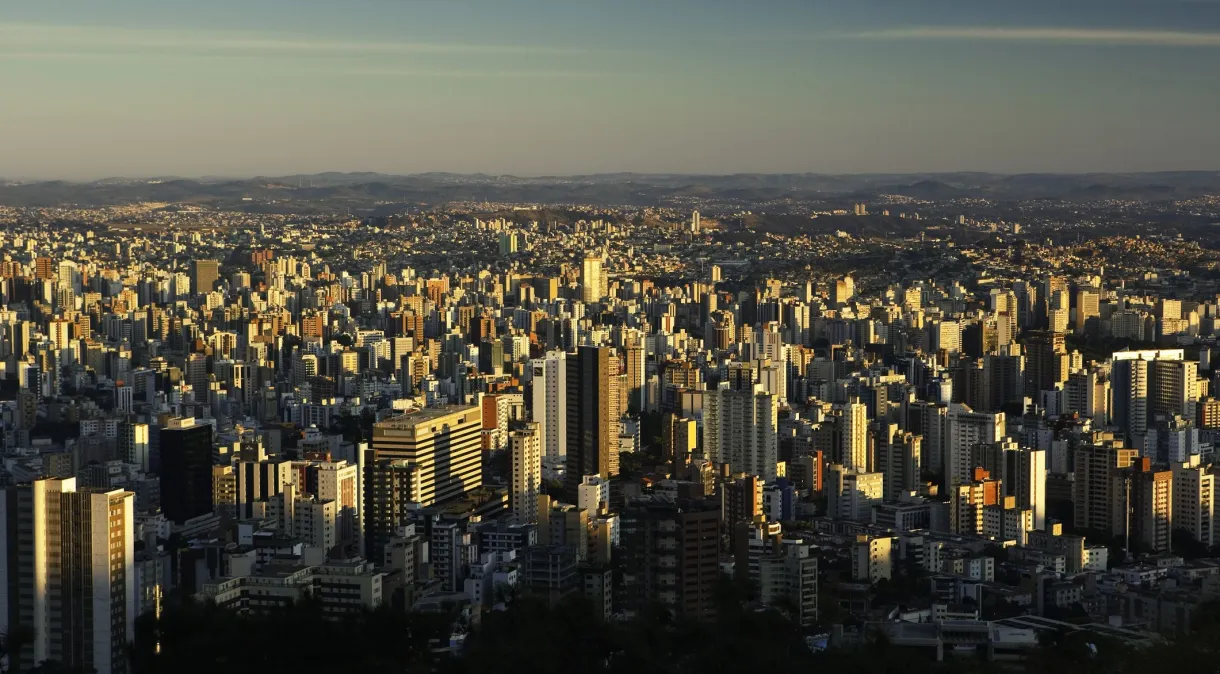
[523,546,579,606]
[840,400,870,471]
[1024,330,1067,397]
[1126,458,1173,554]
[580,255,605,303]
[235,459,290,521]
[1111,349,1191,447]
[565,346,618,492]
[983,497,1034,545]
[577,474,611,516]
[1005,445,1047,530]
[371,405,482,507]
[1073,439,1138,536]
[951,468,1002,535]
[1171,457,1214,548]
[852,535,895,583]
[160,417,214,525]
[0,479,136,674]
[826,464,884,521]
[619,497,720,619]
[530,350,567,477]
[662,413,699,470]
[877,424,921,501]
[197,560,384,616]
[510,423,542,524]
[703,386,778,481]
[946,404,1004,488]
[737,520,818,626]
[189,258,220,295]
[1075,290,1100,334]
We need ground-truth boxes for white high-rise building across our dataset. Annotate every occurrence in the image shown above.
[1173,457,1214,548]
[946,404,1005,488]
[877,424,922,501]
[840,400,870,472]
[1006,446,1047,530]
[703,386,778,481]
[510,423,542,524]
[578,474,611,515]
[530,350,567,477]
[0,478,136,674]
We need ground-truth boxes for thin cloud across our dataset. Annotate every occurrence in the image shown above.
[852,26,1220,47]
[0,22,581,57]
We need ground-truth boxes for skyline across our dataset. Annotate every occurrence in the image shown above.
[3,0,1220,179]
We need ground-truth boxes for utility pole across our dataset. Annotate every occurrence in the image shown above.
[1124,475,1132,560]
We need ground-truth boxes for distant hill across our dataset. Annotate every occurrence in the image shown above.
[1,171,1218,208]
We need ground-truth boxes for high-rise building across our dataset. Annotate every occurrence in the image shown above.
[159,417,214,525]
[565,346,618,492]
[619,497,720,618]
[1073,438,1138,536]
[983,496,1034,546]
[1112,349,1192,447]
[906,400,948,482]
[118,421,151,472]
[1172,457,1214,549]
[0,478,136,674]
[1075,290,1100,334]
[703,386,778,481]
[235,459,290,520]
[530,350,567,476]
[1151,358,1199,424]
[580,255,605,304]
[360,453,417,563]
[1023,330,1066,397]
[1005,445,1047,530]
[663,414,699,471]
[876,424,921,501]
[313,460,361,552]
[1126,458,1173,554]
[370,405,482,506]
[624,345,645,412]
[577,474,611,515]
[839,400,870,471]
[952,467,1002,535]
[736,520,818,626]
[1112,355,1150,443]
[826,464,884,521]
[189,258,220,295]
[983,349,1025,413]
[510,423,542,524]
[946,403,1005,488]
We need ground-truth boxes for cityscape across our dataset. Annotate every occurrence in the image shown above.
[4,2,1220,674]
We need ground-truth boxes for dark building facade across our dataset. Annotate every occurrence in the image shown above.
[618,496,721,619]
[566,345,615,492]
[159,418,213,524]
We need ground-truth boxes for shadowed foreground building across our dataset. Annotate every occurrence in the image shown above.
[0,478,136,674]
[618,496,721,619]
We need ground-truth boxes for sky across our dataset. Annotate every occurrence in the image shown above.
[2,0,1219,179]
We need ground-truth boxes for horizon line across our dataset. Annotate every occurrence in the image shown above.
[4,168,1220,185]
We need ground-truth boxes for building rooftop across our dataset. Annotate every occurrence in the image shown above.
[376,405,478,429]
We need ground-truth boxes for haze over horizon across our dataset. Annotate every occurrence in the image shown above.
[3,0,1219,180]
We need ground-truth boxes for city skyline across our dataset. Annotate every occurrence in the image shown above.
[3,0,1220,179]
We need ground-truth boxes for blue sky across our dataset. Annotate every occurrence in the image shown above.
[2,0,1219,179]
